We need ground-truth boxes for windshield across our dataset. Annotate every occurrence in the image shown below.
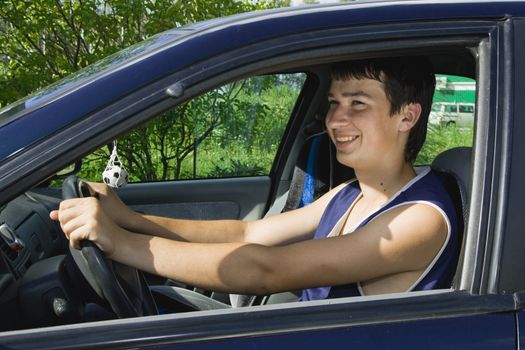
[0,32,178,126]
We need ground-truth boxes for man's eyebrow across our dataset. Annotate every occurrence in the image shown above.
[327,90,373,98]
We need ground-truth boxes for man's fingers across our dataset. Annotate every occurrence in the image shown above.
[58,198,81,209]
[49,210,58,221]
[51,195,112,253]
[69,231,84,250]
[61,215,89,240]
[68,225,93,250]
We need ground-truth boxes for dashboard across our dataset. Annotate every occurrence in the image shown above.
[0,188,68,331]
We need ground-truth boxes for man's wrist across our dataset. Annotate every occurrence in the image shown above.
[122,208,143,231]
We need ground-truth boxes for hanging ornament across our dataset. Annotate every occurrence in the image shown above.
[102,141,129,188]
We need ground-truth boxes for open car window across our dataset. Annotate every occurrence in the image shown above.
[416,74,475,165]
[73,71,474,183]
[77,73,307,183]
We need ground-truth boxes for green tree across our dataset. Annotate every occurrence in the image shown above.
[0,0,289,107]
[0,0,293,183]
[82,74,305,182]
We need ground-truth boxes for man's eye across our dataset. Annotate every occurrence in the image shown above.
[352,100,367,109]
[328,100,338,107]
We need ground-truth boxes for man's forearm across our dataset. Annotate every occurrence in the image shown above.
[125,212,248,243]
[111,231,274,294]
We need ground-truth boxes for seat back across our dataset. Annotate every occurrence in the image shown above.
[283,130,355,212]
[431,146,472,288]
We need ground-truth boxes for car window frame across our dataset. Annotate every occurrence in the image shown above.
[78,72,310,183]
[0,18,515,347]
[0,20,497,286]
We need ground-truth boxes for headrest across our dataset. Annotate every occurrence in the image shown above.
[431,146,472,196]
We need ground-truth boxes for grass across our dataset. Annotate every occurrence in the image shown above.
[415,124,473,166]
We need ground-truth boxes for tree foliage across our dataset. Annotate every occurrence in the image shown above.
[0,0,296,183]
[80,73,305,182]
[0,0,289,107]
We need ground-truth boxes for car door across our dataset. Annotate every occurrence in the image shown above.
[1,5,523,349]
[93,17,513,349]
[64,16,517,350]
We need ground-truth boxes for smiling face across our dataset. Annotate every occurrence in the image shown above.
[325,77,413,171]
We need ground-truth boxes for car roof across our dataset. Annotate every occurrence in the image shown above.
[0,0,524,162]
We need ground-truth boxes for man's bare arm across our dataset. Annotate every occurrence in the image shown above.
[124,187,337,246]
[55,198,447,295]
[90,180,346,246]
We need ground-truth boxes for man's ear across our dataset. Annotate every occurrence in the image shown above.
[398,103,422,132]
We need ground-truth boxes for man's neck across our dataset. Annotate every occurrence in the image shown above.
[355,162,416,202]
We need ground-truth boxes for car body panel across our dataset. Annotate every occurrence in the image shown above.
[166,313,514,350]
[0,291,518,349]
[0,1,525,349]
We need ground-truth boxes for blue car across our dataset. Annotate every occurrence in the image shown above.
[1,1,524,348]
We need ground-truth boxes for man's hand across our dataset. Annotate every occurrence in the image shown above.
[87,182,137,230]
[50,197,125,258]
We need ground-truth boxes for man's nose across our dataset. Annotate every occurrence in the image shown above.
[326,106,351,128]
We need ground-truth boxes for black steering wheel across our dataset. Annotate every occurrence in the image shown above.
[62,175,158,318]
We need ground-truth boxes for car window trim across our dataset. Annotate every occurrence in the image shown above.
[0,21,498,299]
[0,290,516,349]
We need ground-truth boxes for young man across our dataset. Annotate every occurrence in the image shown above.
[50,56,459,301]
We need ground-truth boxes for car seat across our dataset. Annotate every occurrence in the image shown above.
[430,146,472,288]
[281,129,356,212]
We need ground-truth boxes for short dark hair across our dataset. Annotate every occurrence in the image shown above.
[330,56,436,162]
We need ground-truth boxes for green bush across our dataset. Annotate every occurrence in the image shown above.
[416,124,473,165]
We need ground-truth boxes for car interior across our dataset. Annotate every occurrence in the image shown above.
[0,47,476,331]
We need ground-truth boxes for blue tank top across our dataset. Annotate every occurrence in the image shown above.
[301,167,459,301]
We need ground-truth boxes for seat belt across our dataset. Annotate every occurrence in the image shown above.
[298,134,321,208]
